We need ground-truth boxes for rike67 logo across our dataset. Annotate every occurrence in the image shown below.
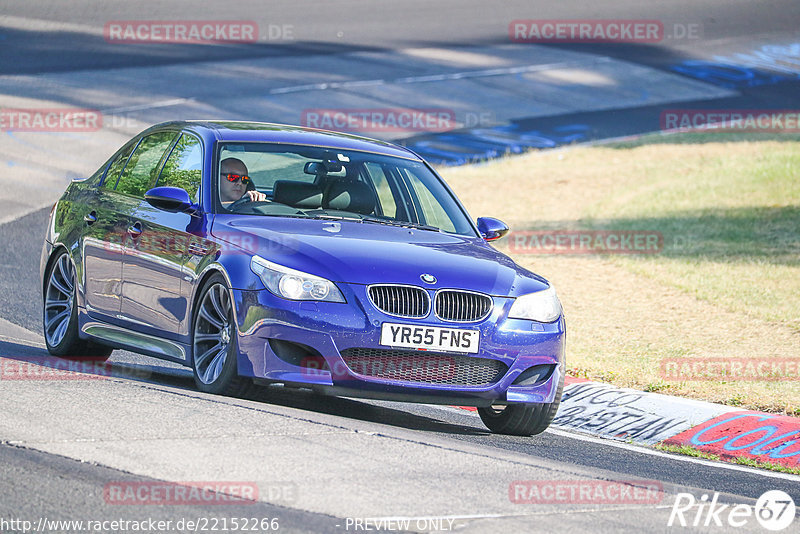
[668,490,796,531]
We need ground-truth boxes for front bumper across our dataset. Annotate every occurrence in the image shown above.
[233,283,565,407]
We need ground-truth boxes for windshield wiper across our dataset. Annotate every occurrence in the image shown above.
[308,214,364,222]
[361,216,440,232]
[305,213,439,232]
[249,213,439,232]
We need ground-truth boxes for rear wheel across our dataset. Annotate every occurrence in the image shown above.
[478,373,564,436]
[43,250,112,361]
[191,275,254,397]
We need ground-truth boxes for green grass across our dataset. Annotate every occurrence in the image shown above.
[656,443,800,475]
[606,131,800,148]
[655,443,721,461]
[442,132,800,413]
[580,141,799,331]
[731,457,800,475]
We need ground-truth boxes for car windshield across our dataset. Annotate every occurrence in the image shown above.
[216,143,476,236]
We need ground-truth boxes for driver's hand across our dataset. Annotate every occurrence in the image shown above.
[244,190,267,202]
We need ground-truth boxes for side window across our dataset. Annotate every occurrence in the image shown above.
[157,134,202,199]
[101,142,137,190]
[364,163,397,217]
[115,132,176,197]
[403,169,457,233]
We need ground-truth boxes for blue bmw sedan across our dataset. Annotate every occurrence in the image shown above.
[41,121,565,435]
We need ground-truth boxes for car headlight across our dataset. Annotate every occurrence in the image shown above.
[250,255,345,302]
[508,287,561,322]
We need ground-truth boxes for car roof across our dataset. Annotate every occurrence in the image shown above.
[145,120,422,160]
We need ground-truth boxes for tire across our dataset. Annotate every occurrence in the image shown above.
[478,372,565,436]
[190,274,254,397]
[43,250,112,361]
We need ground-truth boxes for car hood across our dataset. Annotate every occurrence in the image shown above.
[212,215,548,296]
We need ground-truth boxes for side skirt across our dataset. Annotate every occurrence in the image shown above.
[81,321,190,365]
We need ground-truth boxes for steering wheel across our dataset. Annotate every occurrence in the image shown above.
[227,194,253,211]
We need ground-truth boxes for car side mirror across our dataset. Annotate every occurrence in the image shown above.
[477,217,509,241]
[145,186,197,214]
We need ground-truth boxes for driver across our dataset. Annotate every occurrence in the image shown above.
[219,158,267,205]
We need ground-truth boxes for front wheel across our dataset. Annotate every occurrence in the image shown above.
[478,373,564,436]
[43,250,111,361]
[191,274,254,397]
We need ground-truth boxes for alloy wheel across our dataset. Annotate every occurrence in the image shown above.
[193,283,234,385]
[44,253,75,347]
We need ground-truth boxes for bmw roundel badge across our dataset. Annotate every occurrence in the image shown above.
[420,273,437,284]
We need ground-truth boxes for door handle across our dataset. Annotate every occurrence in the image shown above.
[127,222,143,237]
[84,211,97,224]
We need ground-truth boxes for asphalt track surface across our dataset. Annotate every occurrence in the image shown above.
[0,207,794,503]
[1,2,799,532]
[3,0,799,74]
[5,0,799,149]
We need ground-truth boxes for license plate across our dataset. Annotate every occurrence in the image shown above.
[380,323,480,354]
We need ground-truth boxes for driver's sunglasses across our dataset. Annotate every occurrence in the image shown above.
[224,173,251,184]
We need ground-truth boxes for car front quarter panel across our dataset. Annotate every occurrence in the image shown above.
[231,281,565,405]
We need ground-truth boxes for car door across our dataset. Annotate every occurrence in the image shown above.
[82,139,139,322]
[120,132,204,341]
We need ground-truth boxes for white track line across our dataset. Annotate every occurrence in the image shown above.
[0,304,796,481]
[0,15,104,37]
[0,332,45,348]
[269,57,611,94]
[435,405,799,481]
[546,427,800,481]
[101,98,195,114]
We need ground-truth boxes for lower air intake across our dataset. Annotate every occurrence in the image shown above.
[340,347,507,386]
